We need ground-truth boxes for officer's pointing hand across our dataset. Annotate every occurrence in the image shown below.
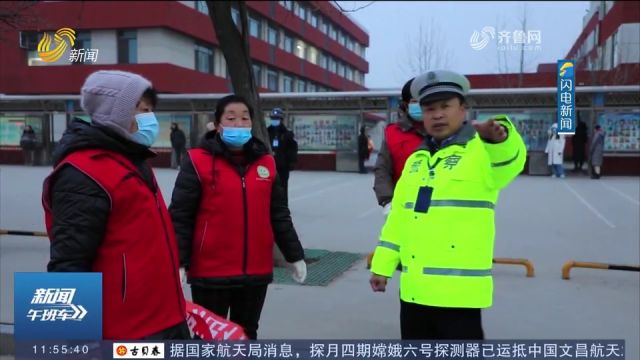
[370,274,388,292]
[472,119,507,143]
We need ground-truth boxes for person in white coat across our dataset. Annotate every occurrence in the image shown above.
[545,123,566,178]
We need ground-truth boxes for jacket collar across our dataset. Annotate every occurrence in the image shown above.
[417,121,476,153]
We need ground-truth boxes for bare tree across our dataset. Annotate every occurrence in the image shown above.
[401,19,451,79]
[206,1,268,145]
[494,6,542,88]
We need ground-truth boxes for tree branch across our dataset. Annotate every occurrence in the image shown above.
[331,1,376,13]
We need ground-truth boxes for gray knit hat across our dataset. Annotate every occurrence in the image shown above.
[80,70,152,141]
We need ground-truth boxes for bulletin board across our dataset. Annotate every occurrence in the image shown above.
[597,111,640,152]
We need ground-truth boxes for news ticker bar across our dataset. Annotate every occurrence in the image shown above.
[16,340,625,360]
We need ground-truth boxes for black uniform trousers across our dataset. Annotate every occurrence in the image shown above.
[191,284,268,340]
[400,300,485,340]
[277,167,290,205]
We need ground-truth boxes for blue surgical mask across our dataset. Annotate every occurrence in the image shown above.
[407,103,423,122]
[270,119,281,127]
[132,112,159,147]
[221,127,252,148]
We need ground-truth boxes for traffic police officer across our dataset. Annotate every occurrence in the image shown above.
[369,70,527,339]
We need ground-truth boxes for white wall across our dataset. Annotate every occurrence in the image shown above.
[91,30,117,64]
[618,23,640,65]
[138,28,194,70]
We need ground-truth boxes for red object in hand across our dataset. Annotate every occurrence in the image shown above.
[185,301,247,340]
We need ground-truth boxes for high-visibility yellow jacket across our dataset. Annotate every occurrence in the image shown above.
[371,116,527,308]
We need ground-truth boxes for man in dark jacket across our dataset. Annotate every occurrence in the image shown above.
[170,122,187,169]
[20,125,38,165]
[41,70,189,340]
[358,126,369,174]
[572,118,588,172]
[267,108,298,204]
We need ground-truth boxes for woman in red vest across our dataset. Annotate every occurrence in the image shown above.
[169,95,306,340]
[42,70,188,339]
[373,78,426,214]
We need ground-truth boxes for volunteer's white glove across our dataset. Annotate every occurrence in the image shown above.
[382,203,391,216]
[287,260,307,284]
[179,267,187,286]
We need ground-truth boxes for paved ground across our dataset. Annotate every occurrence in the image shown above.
[0,165,638,358]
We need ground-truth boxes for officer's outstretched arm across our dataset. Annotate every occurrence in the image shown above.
[482,115,527,189]
[370,207,402,278]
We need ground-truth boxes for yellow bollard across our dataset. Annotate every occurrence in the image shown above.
[562,261,640,280]
[0,229,48,237]
[493,258,536,277]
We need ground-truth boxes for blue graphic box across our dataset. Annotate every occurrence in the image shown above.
[14,272,102,340]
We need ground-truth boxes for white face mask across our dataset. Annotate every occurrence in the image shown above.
[131,112,159,147]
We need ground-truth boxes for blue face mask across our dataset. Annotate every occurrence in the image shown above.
[221,127,252,148]
[407,103,423,122]
[131,112,159,147]
[270,119,281,127]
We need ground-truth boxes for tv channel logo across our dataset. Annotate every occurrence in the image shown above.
[14,272,102,340]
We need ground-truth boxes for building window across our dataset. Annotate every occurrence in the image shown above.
[337,30,346,46]
[195,44,213,74]
[267,24,278,46]
[346,67,354,81]
[337,62,345,78]
[328,24,337,40]
[319,17,328,34]
[309,12,318,27]
[249,15,261,38]
[283,33,294,53]
[318,53,327,69]
[252,64,262,87]
[611,31,618,67]
[196,1,208,15]
[328,57,337,73]
[307,45,318,65]
[117,30,137,64]
[307,82,316,92]
[297,79,306,92]
[267,69,279,91]
[294,39,306,59]
[282,1,293,11]
[294,2,306,19]
[283,75,293,92]
[346,38,354,52]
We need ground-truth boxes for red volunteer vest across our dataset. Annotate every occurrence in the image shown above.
[188,149,277,279]
[42,149,186,339]
[385,124,424,183]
